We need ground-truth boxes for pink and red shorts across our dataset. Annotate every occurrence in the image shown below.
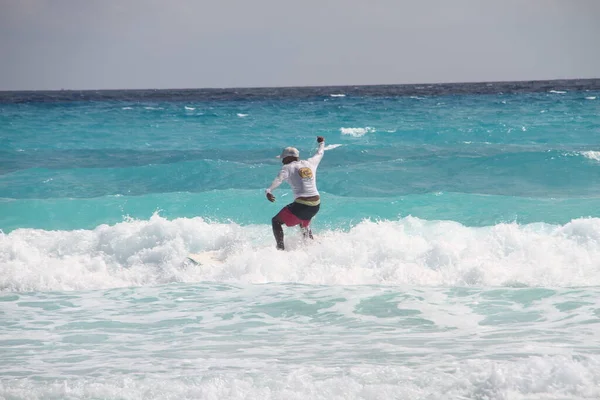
[275,202,320,228]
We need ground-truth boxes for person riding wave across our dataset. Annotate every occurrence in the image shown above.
[266,136,325,250]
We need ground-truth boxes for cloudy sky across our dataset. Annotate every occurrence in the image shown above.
[0,0,598,90]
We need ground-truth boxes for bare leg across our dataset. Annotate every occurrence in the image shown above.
[271,216,285,250]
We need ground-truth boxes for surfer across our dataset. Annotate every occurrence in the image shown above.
[266,136,325,250]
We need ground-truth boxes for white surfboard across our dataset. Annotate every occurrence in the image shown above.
[186,251,224,265]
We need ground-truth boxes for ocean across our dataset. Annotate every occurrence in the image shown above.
[1,79,600,399]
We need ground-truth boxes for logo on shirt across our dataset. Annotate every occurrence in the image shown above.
[298,167,313,179]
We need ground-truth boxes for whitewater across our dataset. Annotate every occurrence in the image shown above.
[1,80,600,399]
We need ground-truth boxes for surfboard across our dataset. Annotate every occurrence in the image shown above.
[186,251,224,265]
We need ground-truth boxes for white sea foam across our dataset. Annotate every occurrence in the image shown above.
[330,94,346,97]
[237,113,248,117]
[122,107,133,110]
[581,151,600,161]
[340,127,375,137]
[323,144,343,151]
[586,96,597,100]
[0,356,598,399]
[549,90,567,94]
[463,140,492,145]
[184,106,195,110]
[3,215,600,292]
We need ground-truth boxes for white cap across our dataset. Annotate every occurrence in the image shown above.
[280,147,299,158]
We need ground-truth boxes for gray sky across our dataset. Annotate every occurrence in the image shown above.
[1,0,599,90]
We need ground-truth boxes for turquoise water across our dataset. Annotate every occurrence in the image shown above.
[2,83,600,398]
[2,90,600,231]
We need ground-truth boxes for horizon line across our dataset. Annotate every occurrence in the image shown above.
[2,77,599,93]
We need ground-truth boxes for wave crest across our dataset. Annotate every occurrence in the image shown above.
[2,215,600,292]
[581,151,600,162]
[340,127,375,137]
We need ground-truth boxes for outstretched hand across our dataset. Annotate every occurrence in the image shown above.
[317,136,324,143]
[266,192,276,202]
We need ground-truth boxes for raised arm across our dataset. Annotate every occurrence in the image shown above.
[307,136,325,166]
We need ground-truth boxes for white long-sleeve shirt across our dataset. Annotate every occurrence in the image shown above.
[266,142,325,198]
